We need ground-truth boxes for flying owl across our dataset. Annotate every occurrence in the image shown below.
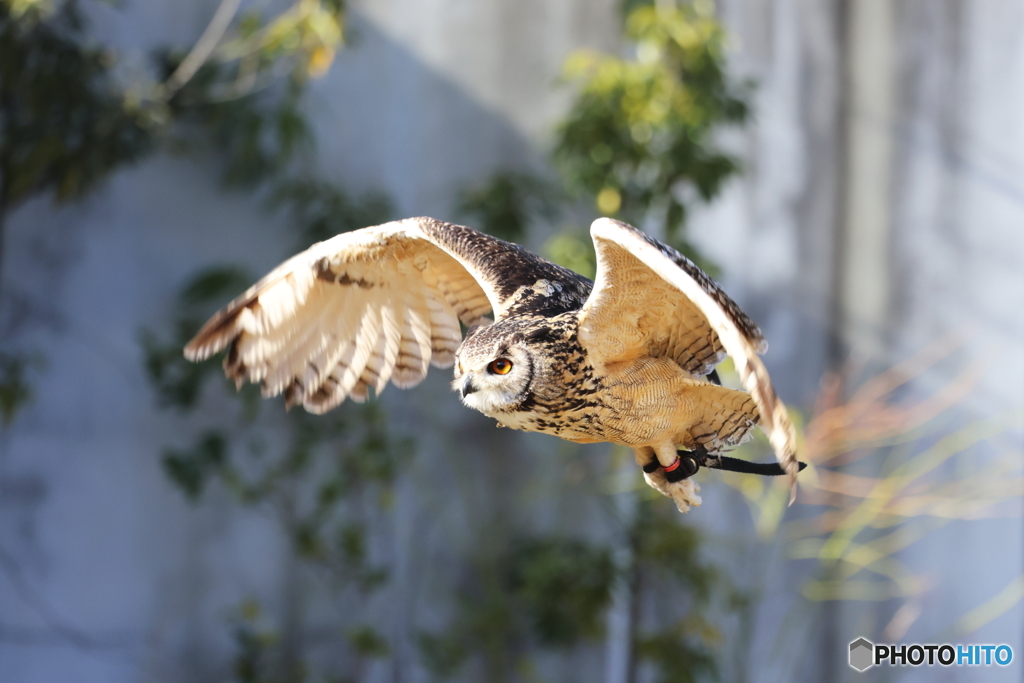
[184,217,800,513]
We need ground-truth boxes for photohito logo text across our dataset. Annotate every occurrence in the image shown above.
[849,637,1013,672]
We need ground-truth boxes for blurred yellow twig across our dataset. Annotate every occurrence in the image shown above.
[719,336,1024,633]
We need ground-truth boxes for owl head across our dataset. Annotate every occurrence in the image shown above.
[452,322,552,415]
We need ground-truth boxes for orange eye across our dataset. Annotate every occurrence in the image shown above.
[488,359,513,375]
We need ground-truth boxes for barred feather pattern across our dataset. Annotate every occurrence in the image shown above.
[581,219,799,496]
[185,219,494,413]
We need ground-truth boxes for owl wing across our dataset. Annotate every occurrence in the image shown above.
[577,218,799,485]
[184,217,586,413]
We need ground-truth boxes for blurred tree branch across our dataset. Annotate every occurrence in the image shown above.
[0,0,347,428]
[2,2,770,681]
[715,335,1024,664]
[552,0,748,254]
[1,1,402,676]
[160,0,243,98]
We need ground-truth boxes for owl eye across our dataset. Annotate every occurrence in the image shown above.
[488,359,514,375]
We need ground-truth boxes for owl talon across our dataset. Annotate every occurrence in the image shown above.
[643,469,702,513]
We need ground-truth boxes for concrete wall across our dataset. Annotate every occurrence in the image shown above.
[694,1,1024,680]
[1,2,621,682]
[2,0,1022,682]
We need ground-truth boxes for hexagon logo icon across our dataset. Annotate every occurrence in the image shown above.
[849,638,874,671]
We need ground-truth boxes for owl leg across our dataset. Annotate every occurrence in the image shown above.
[633,445,702,514]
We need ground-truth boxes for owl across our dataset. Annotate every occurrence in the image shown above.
[184,217,800,513]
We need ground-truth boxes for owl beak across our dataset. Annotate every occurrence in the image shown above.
[460,375,478,398]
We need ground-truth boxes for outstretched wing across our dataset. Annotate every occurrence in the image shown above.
[578,218,799,486]
[184,217,587,414]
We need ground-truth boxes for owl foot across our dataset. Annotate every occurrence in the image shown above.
[638,443,807,514]
[643,470,702,513]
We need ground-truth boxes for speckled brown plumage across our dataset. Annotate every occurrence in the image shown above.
[185,217,799,513]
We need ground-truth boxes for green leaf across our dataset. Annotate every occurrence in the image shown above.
[347,625,390,658]
[457,171,560,243]
[180,266,253,307]
[417,631,469,678]
[0,351,38,426]
[161,431,227,500]
[504,537,616,646]
[0,3,154,209]
[552,0,749,246]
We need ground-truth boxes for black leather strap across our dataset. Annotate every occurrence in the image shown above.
[646,446,807,482]
[706,455,807,476]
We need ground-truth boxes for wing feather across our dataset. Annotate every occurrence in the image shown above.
[349,378,371,403]
[580,218,799,493]
[184,218,518,412]
[264,281,354,398]
[335,300,382,398]
[424,289,462,368]
[357,327,388,393]
[683,382,760,451]
[392,286,432,388]
[375,298,404,394]
[186,217,592,413]
[301,290,367,399]
[299,339,356,412]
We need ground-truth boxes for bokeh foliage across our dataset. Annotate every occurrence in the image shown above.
[0,0,347,218]
[0,0,154,415]
[1,0,400,679]
[138,2,401,670]
[417,537,616,679]
[457,171,560,243]
[4,1,756,681]
[553,0,748,249]
[415,501,737,682]
[0,0,349,424]
[0,1,152,210]
[704,337,1024,679]
[144,1,750,681]
[0,349,35,424]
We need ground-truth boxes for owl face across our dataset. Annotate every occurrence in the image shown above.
[452,325,536,416]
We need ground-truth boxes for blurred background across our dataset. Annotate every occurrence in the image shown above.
[1,0,1022,681]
